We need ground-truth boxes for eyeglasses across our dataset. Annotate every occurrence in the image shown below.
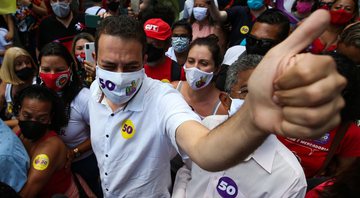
[231,86,248,99]
[246,34,278,49]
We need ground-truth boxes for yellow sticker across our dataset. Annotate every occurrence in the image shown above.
[240,26,249,34]
[121,119,136,139]
[161,79,170,83]
[33,154,49,171]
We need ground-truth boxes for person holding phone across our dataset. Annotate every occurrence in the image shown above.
[72,33,96,87]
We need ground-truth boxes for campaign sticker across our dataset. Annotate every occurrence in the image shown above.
[313,133,330,145]
[161,79,170,83]
[240,26,249,34]
[33,154,49,171]
[121,119,136,139]
[216,176,238,198]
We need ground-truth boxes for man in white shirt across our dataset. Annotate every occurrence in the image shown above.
[85,0,106,15]
[90,10,345,197]
[172,54,307,198]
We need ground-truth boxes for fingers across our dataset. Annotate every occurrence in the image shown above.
[83,61,96,75]
[274,54,335,90]
[281,95,344,129]
[278,112,341,139]
[273,60,346,107]
[275,10,330,56]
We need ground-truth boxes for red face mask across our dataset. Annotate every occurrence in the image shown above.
[75,52,85,64]
[39,69,71,92]
[330,9,354,26]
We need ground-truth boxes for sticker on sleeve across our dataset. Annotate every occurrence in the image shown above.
[121,119,136,139]
[33,154,50,170]
[240,26,249,34]
[161,79,170,83]
[216,176,238,198]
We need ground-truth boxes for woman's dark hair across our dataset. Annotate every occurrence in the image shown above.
[189,34,223,68]
[14,85,67,133]
[172,19,193,41]
[38,42,84,123]
[326,52,360,122]
[318,158,360,197]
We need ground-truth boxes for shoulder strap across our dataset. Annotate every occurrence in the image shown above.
[171,60,181,81]
[316,121,351,176]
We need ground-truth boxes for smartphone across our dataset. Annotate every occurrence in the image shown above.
[85,14,101,29]
[131,0,140,14]
[84,42,95,64]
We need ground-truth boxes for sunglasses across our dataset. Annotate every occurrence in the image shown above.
[246,34,278,49]
[319,2,334,7]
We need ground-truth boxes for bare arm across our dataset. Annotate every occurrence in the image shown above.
[65,138,92,168]
[176,10,346,172]
[207,0,228,23]
[19,0,48,16]
[3,15,14,41]
[20,137,66,198]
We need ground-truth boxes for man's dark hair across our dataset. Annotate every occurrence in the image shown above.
[255,8,290,42]
[172,19,193,41]
[95,15,147,55]
[14,85,67,133]
[140,2,175,27]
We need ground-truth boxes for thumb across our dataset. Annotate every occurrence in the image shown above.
[276,9,330,57]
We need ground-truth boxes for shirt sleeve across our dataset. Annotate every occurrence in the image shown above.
[336,123,360,157]
[159,86,201,157]
[172,165,192,198]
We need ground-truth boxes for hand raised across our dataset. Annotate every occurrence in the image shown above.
[247,10,346,139]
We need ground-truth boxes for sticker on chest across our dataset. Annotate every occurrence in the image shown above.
[33,154,49,171]
[121,119,136,139]
[216,176,238,198]
[240,26,249,34]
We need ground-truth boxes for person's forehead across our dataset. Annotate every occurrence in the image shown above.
[251,22,280,40]
[21,98,52,114]
[172,26,191,35]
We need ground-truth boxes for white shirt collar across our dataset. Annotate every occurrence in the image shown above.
[243,135,278,174]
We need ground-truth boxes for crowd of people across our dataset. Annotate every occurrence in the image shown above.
[0,0,359,197]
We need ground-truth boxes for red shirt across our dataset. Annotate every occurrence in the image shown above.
[144,57,185,83]
[277,123,360,178]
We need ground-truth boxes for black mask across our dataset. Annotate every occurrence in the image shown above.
[15,67,34,81]
[246,34,277,56]
[19,120,48,142]
[107,1,120,12]
[146,44,165,63]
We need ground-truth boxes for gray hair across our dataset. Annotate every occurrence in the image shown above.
[224,54,263,93]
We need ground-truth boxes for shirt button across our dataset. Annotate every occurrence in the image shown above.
[106,134,109,138]
[105,154,108,157]
[110,113,114,116]
[105,172,108,176]
[106,188,109,191]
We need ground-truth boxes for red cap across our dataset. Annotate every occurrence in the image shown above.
[143,18,172,41]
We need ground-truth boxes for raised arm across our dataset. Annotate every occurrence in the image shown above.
[176,10,346,172]
[207,0,228,23]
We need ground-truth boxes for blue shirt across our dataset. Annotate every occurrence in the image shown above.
[0,119,29,192]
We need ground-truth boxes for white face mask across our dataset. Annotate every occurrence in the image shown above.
[183,65,213,91]
[51,1,71,18]
[228,97,245,116]
[193,7,208,21]
[96,66,145,105]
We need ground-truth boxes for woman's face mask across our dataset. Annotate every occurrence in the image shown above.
[51,1,71,18]
[193,7,208,21]
[183,65,214,90]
